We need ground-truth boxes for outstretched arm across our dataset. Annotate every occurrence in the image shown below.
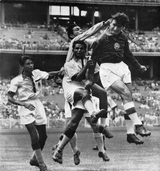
[66,20,110,62]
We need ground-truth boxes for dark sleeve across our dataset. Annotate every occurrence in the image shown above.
[124,37,141,70]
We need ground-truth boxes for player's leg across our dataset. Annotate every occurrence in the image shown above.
[25,122,48,171]
[30,124,48,167]
[91,82,108,112]
[35,124,48,150]
[86,117,110,162]
[52,101,80,165]
[74,88,107,122]
[110,80,151,139]
[52,108,84,164]
[124,114,144,144]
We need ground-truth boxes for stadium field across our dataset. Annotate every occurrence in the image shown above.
[0,126,160,171]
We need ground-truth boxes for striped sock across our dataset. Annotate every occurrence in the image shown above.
[124,114,135,134]
[124,102,142,125]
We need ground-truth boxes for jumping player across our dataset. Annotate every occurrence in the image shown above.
[53,21,113,164]
[52,40,111,164]
[86,12,151,145]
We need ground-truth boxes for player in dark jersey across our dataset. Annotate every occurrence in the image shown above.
[86,12,151,145]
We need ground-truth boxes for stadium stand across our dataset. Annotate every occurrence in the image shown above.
[1,1,160,129]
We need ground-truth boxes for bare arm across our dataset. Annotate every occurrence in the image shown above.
[66,21,109,62]
[8,91,35,111]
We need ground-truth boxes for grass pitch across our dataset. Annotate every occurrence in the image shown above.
[1,126,160,171]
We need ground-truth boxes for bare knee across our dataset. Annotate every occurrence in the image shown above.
[118,86,132,102]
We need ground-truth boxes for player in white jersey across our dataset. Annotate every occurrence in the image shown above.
[52,40,112,164]
[52,21,113,165]
[8,55,58,171]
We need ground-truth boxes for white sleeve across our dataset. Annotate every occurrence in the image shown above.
[64,61,77,79]
[33,69,49,80]
[8,78,18,93]
[66,22,105,62]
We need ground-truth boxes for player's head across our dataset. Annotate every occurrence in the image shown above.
[109,12,129,35]
[67,23,82,40]
[72,40,86,59]
[19,55,34,73]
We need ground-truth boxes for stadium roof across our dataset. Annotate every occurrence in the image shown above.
[2,0,160,7]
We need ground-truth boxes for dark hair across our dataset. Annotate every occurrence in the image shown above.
[72,40,87,50]
[67,23,78,40]
[19,55,33,66]
[111,12,129,27]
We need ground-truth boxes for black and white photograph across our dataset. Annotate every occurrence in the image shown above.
[0,0,160,171]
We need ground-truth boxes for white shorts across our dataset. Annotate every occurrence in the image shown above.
[63,77,85,106]
[99,62,131,90]
[64,96,99,118]
[18,98,47,125]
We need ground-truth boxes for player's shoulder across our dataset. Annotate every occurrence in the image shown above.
[11,74,22,81]
[32,69,41,75]
[10,74,22,84]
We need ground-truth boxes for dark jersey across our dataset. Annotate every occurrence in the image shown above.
[92,31,141,70]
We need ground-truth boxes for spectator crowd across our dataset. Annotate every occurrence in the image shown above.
[1,23,160,52]
[0,76,160,129]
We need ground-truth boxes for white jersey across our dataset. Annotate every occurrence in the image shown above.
[63,58,87,105]
[66,21,105,62]
[8,69,49,101]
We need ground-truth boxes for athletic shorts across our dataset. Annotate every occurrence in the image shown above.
[63,77,85,107]
[18,98,47,125]
[64,96,99,118]
[99,62,131,90]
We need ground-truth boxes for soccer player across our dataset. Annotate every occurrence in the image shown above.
[52,40,111,164]
[53,21,113,164]
[86,12,151,145]
[8,55,58,171]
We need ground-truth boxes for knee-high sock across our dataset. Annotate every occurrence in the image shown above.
[93,133,105,153]
[124,102,142,125]
[124,113,135,134]
[34,149,44,165]
[70,133,79,154]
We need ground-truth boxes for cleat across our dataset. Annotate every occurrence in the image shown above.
[91,109,107,123]
[52,149,63,164]
[39,163,48,171]
[135,125,151,137]
[29,156,39,168]
[93,145,98,151]
[98,151,110,162]
[52,144,58,154]
[98,125,113,139]
[73,150,80,165]
[127,134,144,145]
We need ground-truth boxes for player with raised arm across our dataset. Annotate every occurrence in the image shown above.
[86,12,151,145]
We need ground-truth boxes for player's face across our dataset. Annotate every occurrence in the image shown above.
[109,19,124,35]
[73,43,86,59]
[23,59,34,73]
[72,26,82,37]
